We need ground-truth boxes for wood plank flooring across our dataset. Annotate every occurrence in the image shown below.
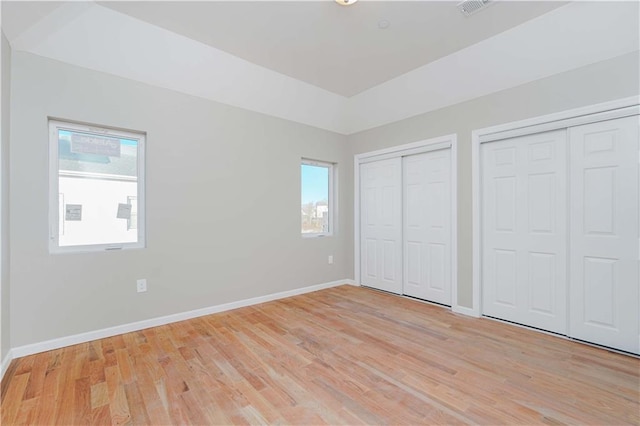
[2,285,639,425]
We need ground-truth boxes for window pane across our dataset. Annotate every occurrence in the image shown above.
[301,163,330,234]
[57,128,139,247]
[58,130,137,177]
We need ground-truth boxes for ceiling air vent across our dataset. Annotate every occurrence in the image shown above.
[458,0,492,17]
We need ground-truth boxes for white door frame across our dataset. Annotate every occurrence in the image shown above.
[471,96,640,317]
[354,134,459,310]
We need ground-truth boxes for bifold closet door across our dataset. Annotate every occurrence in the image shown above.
[360,158,403,294]
[403,150,451,305]
[569,116,640,354]
[481,130,568,334]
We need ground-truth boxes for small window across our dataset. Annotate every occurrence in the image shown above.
[301,159,334,237]
[49,119,145,253]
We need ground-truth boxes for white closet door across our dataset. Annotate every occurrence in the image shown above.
[481,130,567,333]
[403,150,451,305]
[360,158,403,294]
[569,116,639,354]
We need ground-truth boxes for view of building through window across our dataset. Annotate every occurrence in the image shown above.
[50,120,145,251]
[301,161,332,235]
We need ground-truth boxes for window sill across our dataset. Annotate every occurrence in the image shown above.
[49,242,145,254]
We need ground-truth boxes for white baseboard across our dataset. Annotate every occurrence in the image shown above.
[452,304,480,318]
[11,279,354,359]
[1,349,13,382]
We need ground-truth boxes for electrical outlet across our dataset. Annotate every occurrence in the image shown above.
[137,279,147,293]
[328,255,334,265]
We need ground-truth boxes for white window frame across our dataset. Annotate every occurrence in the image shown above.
[301,158,336,238]
[48,119,146,253]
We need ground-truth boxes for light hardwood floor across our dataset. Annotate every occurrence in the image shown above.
[1,285,639,425]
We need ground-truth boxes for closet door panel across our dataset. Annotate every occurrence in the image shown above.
[481,130,567,333]
[360,158,403,294]
[569,116,639,354]
[403,150,452,305]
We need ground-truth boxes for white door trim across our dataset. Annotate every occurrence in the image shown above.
[354,134,458,310]
[471,95,640,317]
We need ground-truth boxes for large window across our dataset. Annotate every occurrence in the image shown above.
[301,159,334,237]
[49,119,145,253]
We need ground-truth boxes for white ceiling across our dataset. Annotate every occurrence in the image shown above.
[1,1,66,42]
[98,1,566,97]
[2,1,639,134]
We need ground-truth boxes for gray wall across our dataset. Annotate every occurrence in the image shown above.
[10,52,350,348]
[348,51,640,308]
[1,33,11,363]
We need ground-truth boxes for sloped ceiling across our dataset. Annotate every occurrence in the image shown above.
[3,1,639,135]
[99,1,567,97]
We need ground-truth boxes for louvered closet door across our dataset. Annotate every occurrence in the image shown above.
[481,130,568,334]
[569,116,640,354]
[403,150,451,305]
[360,158,403,294]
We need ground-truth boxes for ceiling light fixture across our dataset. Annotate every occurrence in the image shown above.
[335,0,358,6]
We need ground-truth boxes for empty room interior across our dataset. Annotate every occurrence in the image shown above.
[0,0,639,424]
